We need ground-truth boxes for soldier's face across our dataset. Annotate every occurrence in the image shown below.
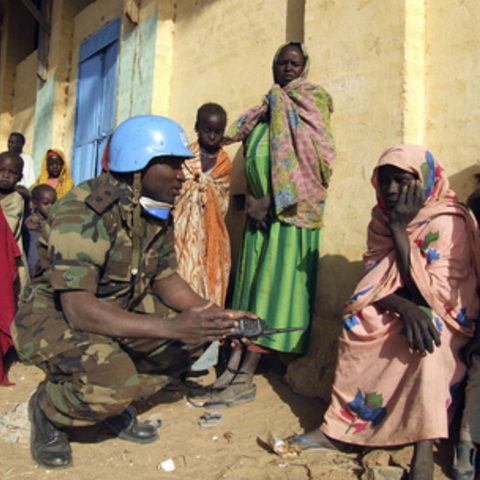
[141,156,186,204]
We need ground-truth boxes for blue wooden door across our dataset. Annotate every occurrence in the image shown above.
[72,18,120,184]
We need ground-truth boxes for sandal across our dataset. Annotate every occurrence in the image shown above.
[199,412,223,429]
[187,368,253,402]
[202,384,257,408]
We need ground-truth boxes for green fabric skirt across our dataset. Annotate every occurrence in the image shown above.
[232,123,321,354]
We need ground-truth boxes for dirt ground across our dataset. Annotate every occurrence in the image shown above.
[0,359,456,480]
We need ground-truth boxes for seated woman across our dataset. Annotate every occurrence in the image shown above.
[282,145,480,480]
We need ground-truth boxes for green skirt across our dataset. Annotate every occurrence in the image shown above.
[232,123,321,354]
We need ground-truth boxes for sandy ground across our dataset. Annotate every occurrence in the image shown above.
[0,360,456,480]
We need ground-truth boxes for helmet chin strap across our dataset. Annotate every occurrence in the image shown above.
[131,172,142,277]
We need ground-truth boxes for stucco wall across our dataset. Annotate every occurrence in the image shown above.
[424,0,480,201]
[168,0,290,141]
[3,0,480,401]
[11,52,37,164]
[0,0,37,146]
[286,0,413,400]
[287,0,480,401]
[117,11,158,123]
[165,0,303,276]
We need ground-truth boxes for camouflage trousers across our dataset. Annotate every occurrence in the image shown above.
[32,332,202,428]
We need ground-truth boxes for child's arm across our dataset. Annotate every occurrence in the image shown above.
[1,193,25,241]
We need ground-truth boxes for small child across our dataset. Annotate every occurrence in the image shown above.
[173,103,232,306]
[453,186,480,480]
[33,149,73,199]
[0,151,29,291]
[24,184,57,278]
[173,103,232,372]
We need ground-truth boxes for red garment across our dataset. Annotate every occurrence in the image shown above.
[0,205,21,385]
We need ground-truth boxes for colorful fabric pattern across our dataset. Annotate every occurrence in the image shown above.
[173,142,232,306]
[322,145,480,446]
[232,123,321,354]
[226,42,335,229]
[34,149,74,199]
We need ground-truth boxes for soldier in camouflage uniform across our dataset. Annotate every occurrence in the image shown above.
[12,116,247,469]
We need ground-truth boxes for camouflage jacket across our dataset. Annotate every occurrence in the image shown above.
[13,173,177,362]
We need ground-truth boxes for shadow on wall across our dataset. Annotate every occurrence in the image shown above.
[449,164,480,204]
[285,254,364,403]
[225,147,247,306]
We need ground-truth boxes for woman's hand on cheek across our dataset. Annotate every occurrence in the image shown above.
[390,181,425,229]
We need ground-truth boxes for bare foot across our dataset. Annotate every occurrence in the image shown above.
[410,440,434,480]
[208,349,243,389]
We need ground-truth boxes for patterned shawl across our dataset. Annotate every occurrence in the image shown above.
[173,142,232,306]
[34,149,74,199]
[225,42,335,229]
[344,145,480,335]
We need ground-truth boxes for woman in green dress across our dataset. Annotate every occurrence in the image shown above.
[193,41,335,407]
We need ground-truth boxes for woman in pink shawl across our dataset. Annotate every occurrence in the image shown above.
[279,145,480,480]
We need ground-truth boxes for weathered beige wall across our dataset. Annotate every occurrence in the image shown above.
[165,0,304,278]
[287,0,480,401]
[424,0,480,201]
[3,0,480,401]
[152,2,175,117]
[286,0,411,400]
[168,0,290,142]
[0,0,37,146]
[11,52,38,157]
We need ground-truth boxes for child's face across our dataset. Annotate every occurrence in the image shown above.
[35,191,57,219]
[196,114,226,153]
[47,154,64,178]
[0,155,22,193]
[8,135,23,153]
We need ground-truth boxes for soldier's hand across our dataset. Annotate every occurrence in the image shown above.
[170,305,253,344]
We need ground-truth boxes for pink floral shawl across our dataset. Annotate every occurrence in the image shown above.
[344,145,480,336]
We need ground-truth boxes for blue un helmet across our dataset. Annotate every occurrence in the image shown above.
[108,115,195,172]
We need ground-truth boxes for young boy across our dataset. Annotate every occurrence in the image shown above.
[24,184,57,278]
[7,132,35,188]
[0,151,29,291]
[173,103,232,307]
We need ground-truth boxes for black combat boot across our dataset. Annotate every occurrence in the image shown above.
[28,388,72,468]
[104,405,158,444]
